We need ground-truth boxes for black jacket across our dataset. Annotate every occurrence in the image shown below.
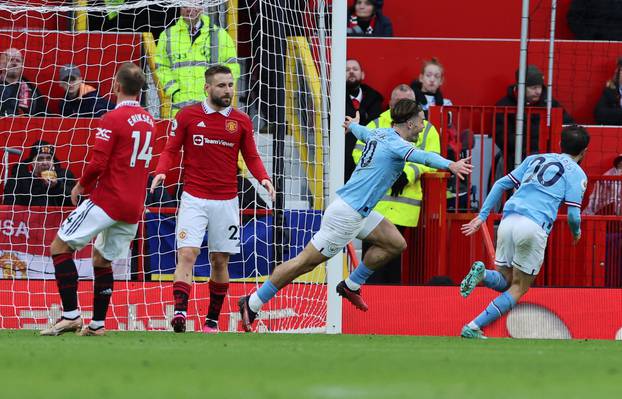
[410,80,447,117]
[346,11,393,37]
[344,84,383,181]
[3,163,76,207]
[495,85,574,170]
[0,79,46,116]
[59,89,114,117]
[594,86,622,125]
[567,0,622,41]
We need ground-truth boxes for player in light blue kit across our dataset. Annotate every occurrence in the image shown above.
[459,125,590,339]
[238,99,473,331]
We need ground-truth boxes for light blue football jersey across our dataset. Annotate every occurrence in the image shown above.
[337,123,451,216]
[503,153,588,233]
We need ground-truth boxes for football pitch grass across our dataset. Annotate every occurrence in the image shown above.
[1,330,620,399]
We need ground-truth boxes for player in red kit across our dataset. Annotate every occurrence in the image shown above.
[41,63,153,337]
[151,64,275,333]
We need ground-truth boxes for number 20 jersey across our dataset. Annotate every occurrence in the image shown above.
[504,153,588,233]
[79,102,155,224]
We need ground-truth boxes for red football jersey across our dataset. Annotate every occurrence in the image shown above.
[155,101,270,200]
[79,101,155,224]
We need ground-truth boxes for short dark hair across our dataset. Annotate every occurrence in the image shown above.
[205,64,232,84]
[391,99,422,124]
[116,62,145,96]
[560,125,590,156]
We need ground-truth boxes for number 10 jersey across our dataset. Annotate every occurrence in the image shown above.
[337,124,451,217]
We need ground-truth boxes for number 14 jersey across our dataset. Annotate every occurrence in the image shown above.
[79,101,155,224]
[504,153,588,233]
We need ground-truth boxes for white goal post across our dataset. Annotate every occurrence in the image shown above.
[0,0,346,333]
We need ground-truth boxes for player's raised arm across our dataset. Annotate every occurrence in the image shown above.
[342,110,360,130]
[344,112,373,143]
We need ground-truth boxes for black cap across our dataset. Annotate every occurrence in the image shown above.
[516,65,544,87]
[28,140,55,161]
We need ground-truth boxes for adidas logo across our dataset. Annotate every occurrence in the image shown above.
[197,121,206,127]
[99,288,113,296]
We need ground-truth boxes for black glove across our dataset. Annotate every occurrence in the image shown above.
[390,171,409,197]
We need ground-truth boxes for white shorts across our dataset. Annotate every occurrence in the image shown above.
[57,200,138,261]
[495,213,548,276]
[176,191,240,254]
[310,196,384,258]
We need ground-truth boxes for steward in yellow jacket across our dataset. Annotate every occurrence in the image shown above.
[155,12,240,116]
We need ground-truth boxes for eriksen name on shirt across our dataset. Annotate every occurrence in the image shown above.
[127,113,154,127]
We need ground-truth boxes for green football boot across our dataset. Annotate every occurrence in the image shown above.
[460,261,485,298]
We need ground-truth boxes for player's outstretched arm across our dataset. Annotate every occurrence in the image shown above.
[150,173,166,194]
[464,175,516,234]
[448,156,473,180]
[402,147,469,175]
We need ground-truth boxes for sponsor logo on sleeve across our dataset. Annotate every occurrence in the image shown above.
[95,128,112,141]
[170,119,178,137]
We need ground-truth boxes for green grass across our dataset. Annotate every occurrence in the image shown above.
[1,330,621,399]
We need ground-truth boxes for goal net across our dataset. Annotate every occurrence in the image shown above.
[0,0,336,333]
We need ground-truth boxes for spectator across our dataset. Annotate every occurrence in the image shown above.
[155,6,240,117]
[353,84,441,284]
[345,59,383,181]
[3,140,76,207]
[410,57,453,117]
[567,0,622,41]
[584,154,622,216]
[347,0,393,37]
[0,48,46,116]
[58,64,115,118]
[595,57,622,125]
[494,65,574,172]
[0,51,6,82]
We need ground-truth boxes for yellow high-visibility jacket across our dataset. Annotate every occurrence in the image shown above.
[155,14,240,116]
[352,109,440,227]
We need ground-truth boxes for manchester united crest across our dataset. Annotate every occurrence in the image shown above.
[225,120,238,133]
